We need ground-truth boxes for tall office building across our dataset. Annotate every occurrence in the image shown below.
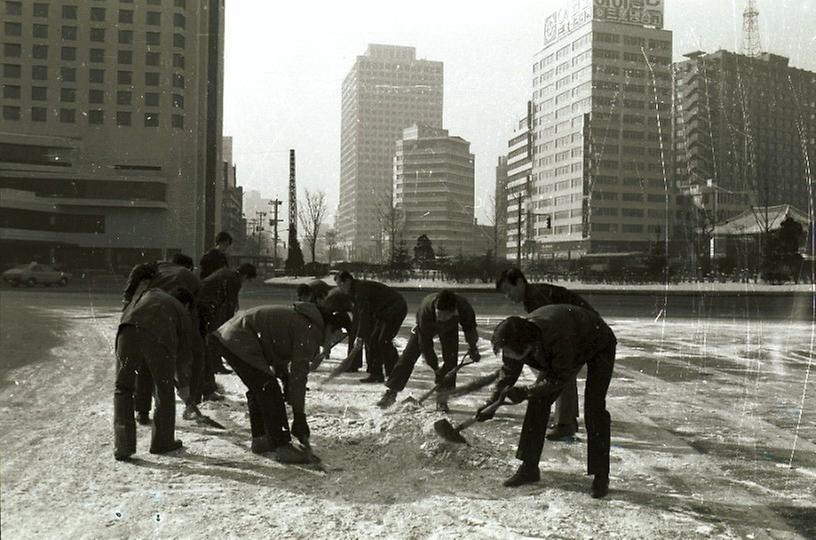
[0,0,224,269]
[220,136,244,253]
[505,105,533,261]
[529,0,673,258]
[494,155,508,258]
[394,124,475,256]
[337,44,443,262]
[673,50,816,221]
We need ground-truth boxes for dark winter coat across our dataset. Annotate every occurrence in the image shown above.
[118,289,195,388]
[347,280,407,338]
[148,262,201,296]
[199,248,229,280]
[198,267,243,328]
[213,303,326,415]
[523,283,595,314]
[495,304,615,402]
[416,292,479,348]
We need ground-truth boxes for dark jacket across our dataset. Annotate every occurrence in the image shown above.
[118,289,195,388]
[416,292,479,349]
[523,283,595,314]
[198,267,243,328]
[305,279,332,301]
[348,280,407,338]
[148,262,201,296]
[495,304,615,402]
[199,248,229,280]
[214,303,326,415]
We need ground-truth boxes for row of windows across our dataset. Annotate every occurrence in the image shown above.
[2,105,184,128]
[3,85,184,109]
[4,22,187,48]
[4,1,186,18]
[2,45,185,69]
[3,64,186,88]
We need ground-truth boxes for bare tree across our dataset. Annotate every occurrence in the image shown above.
[298,189,327,264]
[375,195,404,265]
[484,194,506,259]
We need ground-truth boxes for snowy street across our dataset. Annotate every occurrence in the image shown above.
[1,289,814,539]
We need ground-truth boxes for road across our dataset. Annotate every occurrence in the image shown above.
[0,287,814,538]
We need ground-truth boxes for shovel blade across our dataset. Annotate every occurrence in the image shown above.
[196,415,226,430]
[433,418,468,444]
[401,395,419,405]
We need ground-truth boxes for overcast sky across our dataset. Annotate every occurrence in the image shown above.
[223,0,816,225]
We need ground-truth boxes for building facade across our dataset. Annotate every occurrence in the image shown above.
[505,105,533,261]
[220,136,244,253]
[493,155,508,258]
[529,1,674,259]
[673,49,816,225]
[0,0,224,270]
[337,44,443,262]
[394,125,475,257]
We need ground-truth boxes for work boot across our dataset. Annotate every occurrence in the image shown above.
[546,423,577,442]
[274,443,311,464]
[251,436,272,455]
[376,389,397,409]
[359,374,384,384]
[136,411,151,425]
[503,462,540,487]
[149,439,183,455]
[591,474,609,498]
[202,391,225,402]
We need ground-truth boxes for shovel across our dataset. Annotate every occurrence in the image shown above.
[184,404,227,430]
[402,353,475,406]
[309,332,349,372]
[433,390,508,445]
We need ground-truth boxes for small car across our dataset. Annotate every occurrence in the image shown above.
[2,262,72,287]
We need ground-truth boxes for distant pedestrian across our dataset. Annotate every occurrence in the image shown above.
[114,286,197,461]
[333,271,407,383]
[377,290,481,411]
[199,231,233,280]
[496,267,596,442]
[483,305,616,498]
[212,303,349,462]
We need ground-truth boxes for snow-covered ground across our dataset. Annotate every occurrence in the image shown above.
[1,292,814,539]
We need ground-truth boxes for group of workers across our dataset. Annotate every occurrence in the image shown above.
[113,241,617,499]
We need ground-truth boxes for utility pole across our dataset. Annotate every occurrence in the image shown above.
[268,198,283,264]
[254,210,267,256]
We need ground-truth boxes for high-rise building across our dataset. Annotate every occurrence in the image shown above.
[0,0,224,269]
[394,124,475,256]
[529,0,674,258]
[673,50,816,222]
[494,155,508,258]
[220,136,244,253]
[337,44,443,262]
[505,105,533,261]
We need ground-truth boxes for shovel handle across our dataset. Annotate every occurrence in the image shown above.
[416,353,473,405]
[456,388,509,432]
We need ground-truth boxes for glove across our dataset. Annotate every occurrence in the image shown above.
[291,413,310,443]
[468,347,481,362]
[475,401,496,422]
[177,386,191,403]
[506,385,528,404]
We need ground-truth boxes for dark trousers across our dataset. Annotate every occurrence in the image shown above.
[114,326,177,456]
[201,334,220,396]
[347,323,363,371]
[386,326,459,392]
[364,304,407,379]
[212,338,291,448]
[554,375,580,427]
[134,367,152,415]
[516,344,615,476]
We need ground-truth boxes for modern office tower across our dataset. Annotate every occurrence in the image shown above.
[337,44,443,262]
[393,124,475,257]
[494,155,508,258]
[529,1,673,258]
[220,136,244,252]
[505,105,534,261]
[673,50,816,222]
[0,0,224,269]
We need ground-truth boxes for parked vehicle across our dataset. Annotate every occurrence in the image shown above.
[2,262,72,287]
